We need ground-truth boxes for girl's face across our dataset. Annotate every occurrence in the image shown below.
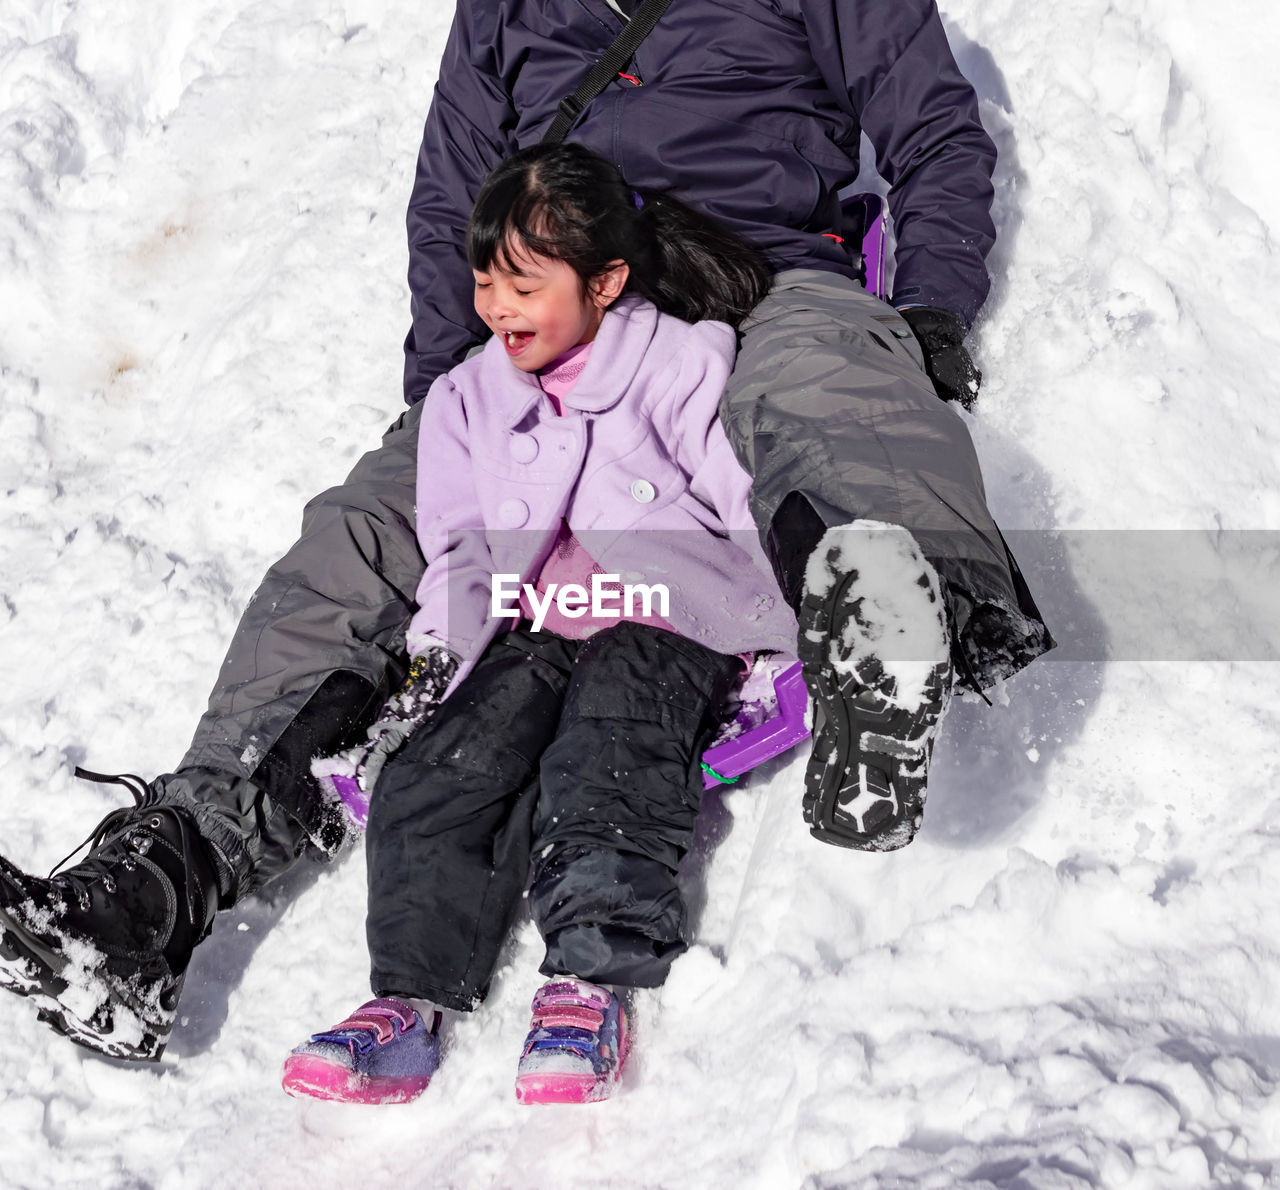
[473,245,628,373]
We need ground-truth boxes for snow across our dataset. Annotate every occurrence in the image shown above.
[2,0,1279,1187]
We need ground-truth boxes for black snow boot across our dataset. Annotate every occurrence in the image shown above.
[0,770,220,1060]
[795,522,953,851]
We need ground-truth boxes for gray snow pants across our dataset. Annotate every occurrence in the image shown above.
[158,268,1050,906]
[721,270,1050,687]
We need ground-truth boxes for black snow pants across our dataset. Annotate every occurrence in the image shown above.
[154,269,1051,907]
[364,622,740,1011]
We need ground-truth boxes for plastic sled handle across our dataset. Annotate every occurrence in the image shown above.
[700,662,811,789]
[839,191,888,300]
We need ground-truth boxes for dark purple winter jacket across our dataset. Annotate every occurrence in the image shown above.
[403,0,998,405]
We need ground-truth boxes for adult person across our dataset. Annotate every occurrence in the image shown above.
[0,0,1051,1061]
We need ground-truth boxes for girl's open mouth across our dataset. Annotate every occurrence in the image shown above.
[502,330,534,355]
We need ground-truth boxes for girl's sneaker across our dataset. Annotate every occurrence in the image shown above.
[281,997,440,1104]
[515,978,629,1105]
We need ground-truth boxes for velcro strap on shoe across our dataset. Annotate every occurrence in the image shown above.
[360,998,419,1030]
[531,979,611,1013]
[532,1004,605,1031]
[526,1026,598,1057]
[311,999,418,1050]
[343,1012,399,1040]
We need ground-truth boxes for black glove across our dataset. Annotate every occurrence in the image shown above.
[898,306,981,410]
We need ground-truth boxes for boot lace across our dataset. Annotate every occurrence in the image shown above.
[47,767,208,927]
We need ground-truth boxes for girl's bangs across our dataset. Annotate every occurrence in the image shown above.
[467,177,562,274]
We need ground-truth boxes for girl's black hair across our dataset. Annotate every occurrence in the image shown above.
[466,142,771,328]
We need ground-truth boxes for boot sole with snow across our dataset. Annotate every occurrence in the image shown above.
[797,570,949,851]
[0,879,174,1062]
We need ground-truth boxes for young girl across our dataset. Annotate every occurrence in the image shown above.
[282,143,798,1105]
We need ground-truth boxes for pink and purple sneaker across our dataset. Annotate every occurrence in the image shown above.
[514,978,629,1105]
[281,997,440,1104]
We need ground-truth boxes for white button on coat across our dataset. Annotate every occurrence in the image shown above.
[508,433,539,463]
[630,478,656,504]
[498,498,529,527]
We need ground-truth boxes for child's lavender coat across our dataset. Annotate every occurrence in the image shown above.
[407,295,798,692]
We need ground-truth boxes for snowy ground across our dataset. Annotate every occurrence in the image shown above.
[2,1,1279,1187]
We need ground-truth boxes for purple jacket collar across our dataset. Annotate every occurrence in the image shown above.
[477,294,657,429]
